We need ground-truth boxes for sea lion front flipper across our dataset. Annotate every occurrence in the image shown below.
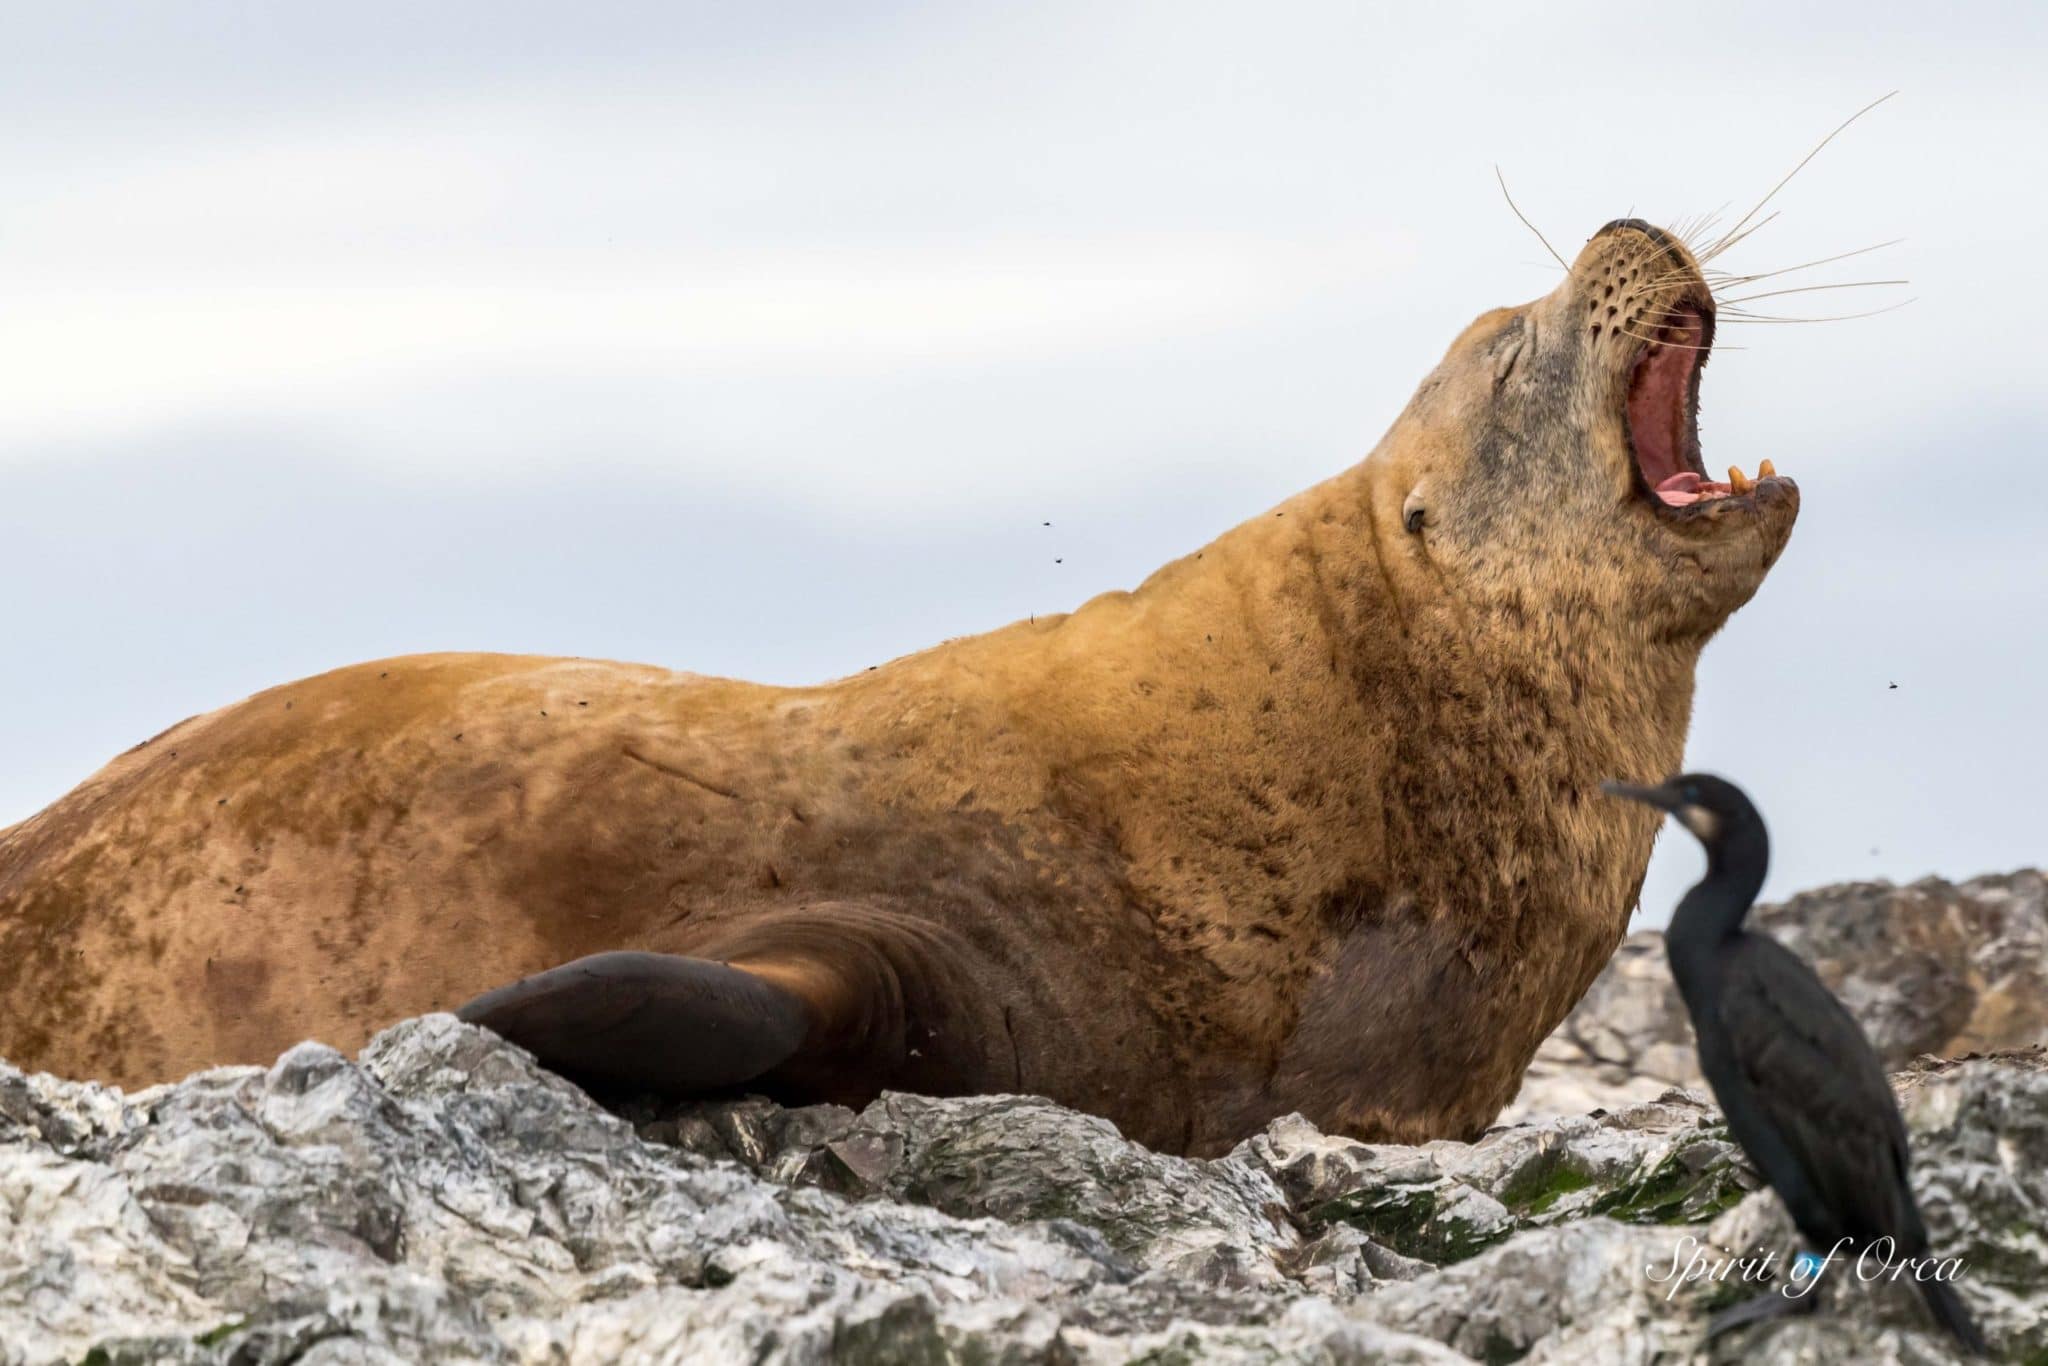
[453,950,813,1094]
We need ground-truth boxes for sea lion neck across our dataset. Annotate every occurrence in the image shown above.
[1032,457,1705,750]
[1000,459,1704,906]
[981,462,1709,1147]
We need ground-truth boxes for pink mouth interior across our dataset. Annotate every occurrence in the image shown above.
[1650,471,1732,507]
[1623,306,1735,507]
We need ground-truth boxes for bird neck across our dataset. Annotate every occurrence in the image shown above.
[1665,824,1769,957]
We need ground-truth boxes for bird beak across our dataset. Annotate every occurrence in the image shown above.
[1600,779,1684,813]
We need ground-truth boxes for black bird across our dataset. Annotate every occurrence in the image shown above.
[1603,774,1985,1354]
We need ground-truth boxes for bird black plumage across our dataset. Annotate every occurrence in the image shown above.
[1603,773,1985,1355]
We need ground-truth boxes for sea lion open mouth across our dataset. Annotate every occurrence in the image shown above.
[1623,297,1782,512]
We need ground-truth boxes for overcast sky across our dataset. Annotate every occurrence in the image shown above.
[2,2,2042,924]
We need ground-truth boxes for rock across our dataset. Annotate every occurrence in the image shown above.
[646,1090,1302,1289]
[1509,869,2048,1124]
[1239,1096,1754,1264]
[3,1015,2040,1363]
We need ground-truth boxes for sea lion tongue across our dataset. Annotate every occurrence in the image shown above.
[1655,471,1703,507]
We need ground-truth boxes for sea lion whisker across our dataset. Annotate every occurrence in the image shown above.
[1639,251,1755,291]
[1716,299,1916,324]
[1701,210,1783,264]
[1617,327,1725,352]
[1636,273,1718,296]
[1636,316,1733,340]
[1716,279,1908,307]
[1494,165,1569,271]
[1633,305,1709,324]
[1704,91,1897,261]
[1701,238,1905,288]
[1671,205,1730,253]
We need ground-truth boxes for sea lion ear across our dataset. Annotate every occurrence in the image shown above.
[454,951,813,1095]
[1402,486,1428,535]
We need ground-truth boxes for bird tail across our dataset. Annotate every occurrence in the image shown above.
[1917,1277,1988,1356]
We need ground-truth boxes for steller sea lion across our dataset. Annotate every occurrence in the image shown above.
[0,219,1797,1155]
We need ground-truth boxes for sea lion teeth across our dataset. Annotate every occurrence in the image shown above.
[1758,459,1778,479]
[1730,467,1754,495]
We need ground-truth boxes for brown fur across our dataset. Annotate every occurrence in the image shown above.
[0,222,1796,1154]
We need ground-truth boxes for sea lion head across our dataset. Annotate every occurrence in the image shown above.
[1380,217,1798,640]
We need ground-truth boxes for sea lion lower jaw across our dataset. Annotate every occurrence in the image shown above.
[0,217,1796,1155]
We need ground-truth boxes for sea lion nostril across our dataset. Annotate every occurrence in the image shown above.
[1593,218,1677,253]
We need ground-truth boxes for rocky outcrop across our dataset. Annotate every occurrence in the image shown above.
[4,867,2040,1363]
[3,1014,2041,1364]
[1509,869,2048,1123]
